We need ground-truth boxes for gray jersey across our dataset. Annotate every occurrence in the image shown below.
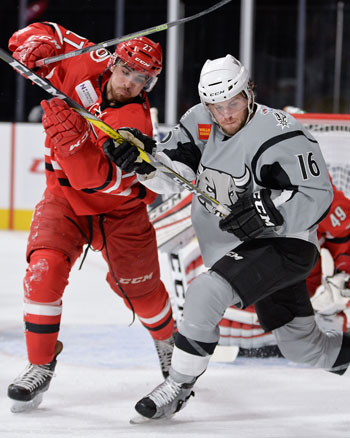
[142,103,333,266]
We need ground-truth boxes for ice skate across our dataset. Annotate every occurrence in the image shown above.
[133,375,195,420]
[8,340,63,413]
[153,334,175,378]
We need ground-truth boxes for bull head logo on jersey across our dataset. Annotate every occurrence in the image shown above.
[196,164,251,215]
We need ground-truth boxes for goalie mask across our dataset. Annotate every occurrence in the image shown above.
[109,37,162,92]
[198,54,254,127]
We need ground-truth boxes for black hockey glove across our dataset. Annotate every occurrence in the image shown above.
[102,127,156,175]
[219,189,284,241]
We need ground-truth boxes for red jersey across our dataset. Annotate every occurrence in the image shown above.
[9,22,157,215]
[306,183,350,294]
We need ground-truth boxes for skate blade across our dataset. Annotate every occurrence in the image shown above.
[130,414,152,424]
[10,393,43,413]
[130,412,174,424]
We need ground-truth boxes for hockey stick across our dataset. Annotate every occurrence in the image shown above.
[34,0,232,67]
[0,49,230,216]
[150,107,160,143]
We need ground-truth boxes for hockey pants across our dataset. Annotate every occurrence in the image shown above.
[24,189,173,364]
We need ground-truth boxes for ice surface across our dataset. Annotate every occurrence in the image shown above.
[1,230,350,438]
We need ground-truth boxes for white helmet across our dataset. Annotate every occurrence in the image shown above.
[198,55,250,103]
[198,55,254,126]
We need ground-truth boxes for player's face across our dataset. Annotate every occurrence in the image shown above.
[107,62,149,103]
[208,93,248,136]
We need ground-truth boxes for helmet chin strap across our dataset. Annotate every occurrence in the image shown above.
[243,89,255,126]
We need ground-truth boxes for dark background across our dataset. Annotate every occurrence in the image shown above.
[0,0,349,123]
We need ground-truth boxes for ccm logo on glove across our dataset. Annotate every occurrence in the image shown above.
[252,191,276,227]
[219,189,284,241]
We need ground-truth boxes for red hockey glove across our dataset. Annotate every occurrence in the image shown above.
[103,128,156,175]
[335,254,350,275]
[219,189,284,241]
[41,98,91,158]
[11,35,61,78]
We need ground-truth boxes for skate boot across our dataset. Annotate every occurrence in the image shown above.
[134,375,195,420]
[8,340,63,413]
[153,334,175,378]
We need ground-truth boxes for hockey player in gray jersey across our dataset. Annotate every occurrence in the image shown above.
[103,54,350,421]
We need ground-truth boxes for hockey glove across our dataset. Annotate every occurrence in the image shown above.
[219,189,284,241]
[41,98,91,158]
[103,128,156,175]
[11,35,61,78]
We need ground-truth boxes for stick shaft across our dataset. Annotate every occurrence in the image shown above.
[35,0,231,67]
[0,48,229,216]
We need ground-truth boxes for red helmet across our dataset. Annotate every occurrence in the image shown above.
[113,36,162,76]
[109,37,162,91]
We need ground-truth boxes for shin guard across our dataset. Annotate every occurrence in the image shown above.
[23,249,70,364]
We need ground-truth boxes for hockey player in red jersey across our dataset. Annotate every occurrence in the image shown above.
[307,183,350,294]
[7,22,174,412]
[308,182,350,322]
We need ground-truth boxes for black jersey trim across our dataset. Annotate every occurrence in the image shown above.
[252,130,318,186]
[58,178,97,194]
[260,162,298,191]
[45,162,54,172]
[58,177,70,187]
[57,160,114,193]
[325,234,350,244]
[162,122,202,174]
[309,203,331,229]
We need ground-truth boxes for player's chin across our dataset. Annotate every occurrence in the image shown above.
[114,91,132,103]
[221,122,241,136]
[116,96,130,103]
